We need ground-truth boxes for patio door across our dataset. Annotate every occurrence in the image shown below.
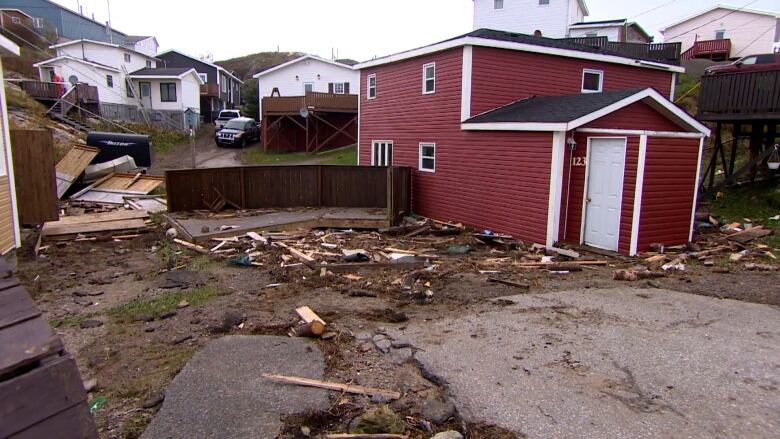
[139,82,152,108]
[583,138,626,251]
[372,141,393,166]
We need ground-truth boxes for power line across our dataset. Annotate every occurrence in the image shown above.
[662,0,760,41]
[628,0,680,20]
[733,23,777,56]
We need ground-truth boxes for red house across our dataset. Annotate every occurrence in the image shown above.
[356,29,710,256]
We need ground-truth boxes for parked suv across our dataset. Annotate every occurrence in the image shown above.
[214,109,241,130]
[215,117,259,147]
[704,53,780,75]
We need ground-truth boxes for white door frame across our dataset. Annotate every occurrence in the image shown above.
[579,136,628,251]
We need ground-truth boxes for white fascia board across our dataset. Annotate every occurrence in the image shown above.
[34,55,121,73]
[354,37,685,73]
[0,34,20,57]
[158,49,242,83]
[252,54,354,79]
[659,5,779,32]
[689,137,705,242]
[576,128,704,138]
[51,39,158,60]
[461,122,568,131]
[568,22,625,29]
[630,134,648,256]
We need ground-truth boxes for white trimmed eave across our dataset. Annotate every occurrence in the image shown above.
[252,54,354,79]
[33,55,121,73]
[461,89,710,136]
[0,34,20,57]
[355,37,685,74]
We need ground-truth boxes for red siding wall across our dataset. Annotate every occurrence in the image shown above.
[470,47,674,117]
[638,137,700,251]
[585,101,683,131]
[360,49,552,244]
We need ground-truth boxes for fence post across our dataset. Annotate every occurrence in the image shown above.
[317,166,323,207]
[386,166,394,223]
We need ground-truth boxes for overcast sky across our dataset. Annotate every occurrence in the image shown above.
[52,0,779,62]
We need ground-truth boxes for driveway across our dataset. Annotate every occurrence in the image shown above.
[390,288,780,438]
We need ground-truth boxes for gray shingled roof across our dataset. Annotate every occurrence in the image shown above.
[128,67,192,76]
[464,89,645,124]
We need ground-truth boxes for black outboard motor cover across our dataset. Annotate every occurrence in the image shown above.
[86,132,154,167]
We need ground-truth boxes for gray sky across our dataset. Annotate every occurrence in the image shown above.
[53,0,780,62]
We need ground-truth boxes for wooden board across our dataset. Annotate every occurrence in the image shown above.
[55,145,99,198]
[125,196,167,213]
[43,210,149,227]
[0,356,90,438]
[10,402,99,439]
[41,218,147,237]
[0,317,61,377]
[0,285,40,330]
[10,130,59,224]
[71,174,164,204]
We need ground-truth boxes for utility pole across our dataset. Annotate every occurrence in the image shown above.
[106,0,113,43]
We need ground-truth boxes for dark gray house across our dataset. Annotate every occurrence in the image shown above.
[157,50,243,122]
[0,0,127,44]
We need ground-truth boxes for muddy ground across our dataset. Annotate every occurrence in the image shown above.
[14,223,779,438]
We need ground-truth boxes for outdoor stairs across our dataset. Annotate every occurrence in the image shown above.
[47,103,90,133]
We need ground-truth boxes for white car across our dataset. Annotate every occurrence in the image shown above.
[214,110,241,130]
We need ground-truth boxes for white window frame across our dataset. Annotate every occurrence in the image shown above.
[146,60,152,68]
[367,74,376,100]
[123,53,131,63]
[303,82,314,93]
[581,69,604,93]
[371,140,393,166]
[422,62,436,94]
[106,74,113,88]
[33,17,44,28]
[714,29,726,40]
[198,72,208,83]
[494,0,504,10]
[333,82,346,94]
[10,16,21,24]
[419,143,436,172]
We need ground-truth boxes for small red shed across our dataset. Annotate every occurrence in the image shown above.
[356,30,711,255]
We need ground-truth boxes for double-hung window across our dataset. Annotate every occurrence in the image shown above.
[124,53,131,63]
[581,69,603,93]
[333,82,346,94]
[372,141,393,166]
[419,143,435,172]
[367,74,376,100]
[106,74,113,88]
[423,63,435,94]
[160,83,177,102]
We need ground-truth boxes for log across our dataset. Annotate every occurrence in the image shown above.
[295,306,326,336]
[542,263,583,272]
[261,373,401,399]
[316,261,427,272]
[173,238,209,254]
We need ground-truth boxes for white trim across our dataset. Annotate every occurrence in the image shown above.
[581,68,604,93]
[670,72,677,101]
[158,49,243,84]
[462,122,568,131]
[0,34,20,57]
[461,89,710,136]
[371,140,393,166]
[580,136,628,251]
[128,68,204,84]
[568,21,627,29]
[418,142,436,173]
[422,62,436,94]
[33,55,121,73]
[354,36,685,73]
[461,46,473,122]
[332,82,346,94]
[252,54,353,79]
[50,39,157,60]
[367,74,376,100]
[630,135,648,256]
[357,84,361,165]
[198,72,208,83]
[546,131,566,248]
[576,128,704,138]
[0,60,20,251]
[690,137,705,242]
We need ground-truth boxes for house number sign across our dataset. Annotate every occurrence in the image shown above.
[571,157,586,167]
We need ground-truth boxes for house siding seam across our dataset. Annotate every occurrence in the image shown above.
[469,46,674,117]
[638,137,700,251]
[359,48,552,244]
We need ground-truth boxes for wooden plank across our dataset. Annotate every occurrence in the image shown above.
[295,306,326,335]
[10,130,59,224]
[0,356,91,438]
[261,373,401,399]
[317,261,427,272]
[0,286,41,330]
[55,145,99,197]
[10,402,98,439]
[42,218,147,237]
[43,210,149,227]
[0,317,62,377]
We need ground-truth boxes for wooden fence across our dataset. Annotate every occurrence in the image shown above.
[699,70,780,120]
[10,129,59,225]
[166,165,411,222]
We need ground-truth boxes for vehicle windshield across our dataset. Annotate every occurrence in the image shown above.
[219,112,240,119]
[224,120,246,130]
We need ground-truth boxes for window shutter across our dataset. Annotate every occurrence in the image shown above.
[328,83,334,93]
[344,83,350,94]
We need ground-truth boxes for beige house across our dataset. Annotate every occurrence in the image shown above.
[0,34,20,255]
[661,5,780,60]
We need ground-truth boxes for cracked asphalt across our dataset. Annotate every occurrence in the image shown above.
[390,288,780,438]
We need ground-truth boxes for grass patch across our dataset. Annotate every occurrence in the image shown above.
[243,144,357,166]
[108,286,227,322]
[710,180,780,248]
[91,122,209,154]
[50,314,90,329]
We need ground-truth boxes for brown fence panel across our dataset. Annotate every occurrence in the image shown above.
[392,167,412,222]
[10,130,59,225]
[166,165,409,213]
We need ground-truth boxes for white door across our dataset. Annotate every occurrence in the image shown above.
[583,138,626,251]
[139,82,152,108]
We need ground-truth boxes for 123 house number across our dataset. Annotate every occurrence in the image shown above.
[571,157,586,167]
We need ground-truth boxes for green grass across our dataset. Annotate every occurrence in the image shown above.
[91,122,210,154]
[50,314,90,329]
[710,180,780,248]
[243,144,357,166]
[107,286,228,322]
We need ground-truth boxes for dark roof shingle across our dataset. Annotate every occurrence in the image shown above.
[128,67,192,76]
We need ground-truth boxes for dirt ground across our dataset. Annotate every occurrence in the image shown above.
[13,217,779,438]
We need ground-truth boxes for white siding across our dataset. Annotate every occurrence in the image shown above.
[42,59,125,104]
[473,0,581,38]
[257,57,359,116]
[662,9,778,57]
[131,37,158,57]
[133,74,200,112]
[569,25,621,41]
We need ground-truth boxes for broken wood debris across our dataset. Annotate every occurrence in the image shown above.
[261,373,401,399]
[325,434,409,439]
[613,270,666,281]
[294,306,327,336]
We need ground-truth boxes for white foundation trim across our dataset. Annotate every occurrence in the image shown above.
[629,135,648,256]
[689,137,705,242]
[546,131,566,248]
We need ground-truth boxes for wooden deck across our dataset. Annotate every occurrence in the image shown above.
[20,81,99,103]
[698,70,780,121]
[681,39,731,61]
[262,92,358,116]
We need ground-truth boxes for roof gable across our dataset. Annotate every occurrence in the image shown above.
[659,5,779,32]
[252,55,355,79]
[157,49,243,83]
[50,39,158,60]
[33,55,120,72]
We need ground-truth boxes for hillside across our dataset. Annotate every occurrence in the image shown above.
[215,51,303,80]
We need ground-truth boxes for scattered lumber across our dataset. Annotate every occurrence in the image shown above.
[274,242,316,269]
[514,260,607,268]
[727,226,774,244]
[173,238,209,254]
[487,278,530,289]
[55,144,99,198]
[552,247,580,259]
[295,306,326,336]
[613,270,666,281]
[542,263,583,272]
[317,261,427,272]
[261,373,401,399]
[691,245,730,258]
[383,247,438,259]
[744,263,779,271]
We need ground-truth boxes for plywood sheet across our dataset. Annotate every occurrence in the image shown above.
[96,173,164,193]
[43,210,149,227]
[41,218,147,237]
[55,145,99,198]
[10,130,59,224]
[125,196,167,213]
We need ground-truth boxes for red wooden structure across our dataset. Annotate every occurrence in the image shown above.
[261,92,358,153]
[681,39,732,61]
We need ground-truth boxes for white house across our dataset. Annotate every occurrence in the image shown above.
[473,0,589,38]
[0,34,20,255]
[660,5,780,59]
[568,19,653,43]
[252,54,358,118]
[125,36,159,57]
[126,67,202,124]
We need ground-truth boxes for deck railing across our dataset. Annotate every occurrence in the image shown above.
[200,83,219,96]
[681,39,732,60]
[20,81,99,103]
[561,36,681,64]
[698,70,780,120]
[262,92,358,116]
